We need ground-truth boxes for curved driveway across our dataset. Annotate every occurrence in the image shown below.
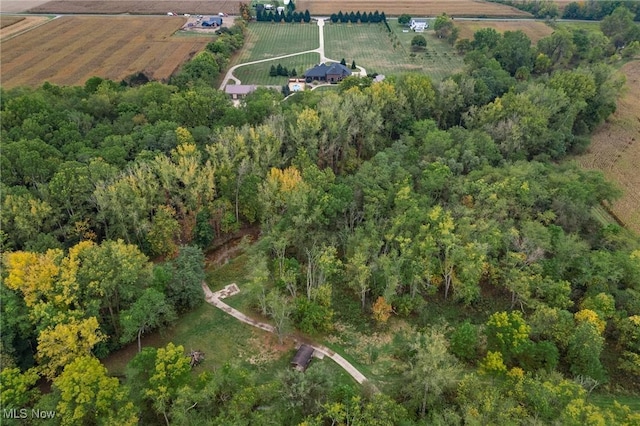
[219,18,366,90]
[202,282,369,384]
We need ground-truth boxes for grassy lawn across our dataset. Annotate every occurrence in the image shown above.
[590,393,640,413]
[323,22,463,81]
[235,22,319,63]
[234,52,320,85]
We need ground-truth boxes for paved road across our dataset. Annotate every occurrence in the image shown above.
[202,282,369,384]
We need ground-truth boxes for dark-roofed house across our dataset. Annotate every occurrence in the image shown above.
[225,84,257,100]
[304,63,351,83]
[291,344,315,372]
[202,16,223,27]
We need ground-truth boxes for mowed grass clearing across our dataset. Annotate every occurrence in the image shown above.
[324,22,463,81]
[234,52,320,85]
[576,60,640,234]
[455,19,554,44]
[0,16,211,88]
[233,22,319,63]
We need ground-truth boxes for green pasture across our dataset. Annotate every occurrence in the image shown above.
[323,22,463,81]
[234,51,320,85]
[235,22,319,63]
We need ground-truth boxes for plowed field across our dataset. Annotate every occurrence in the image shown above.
[577,61,640,234]
[0,16,211,88]
[28,1,236,15]
[455,20,554,43]
[295,0,531,17]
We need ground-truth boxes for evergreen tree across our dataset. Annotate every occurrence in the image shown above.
[270,64,278,77]
[340,58,347,66]
[276,63,283,76]
[351,60,357,69]
[303,9,311,23]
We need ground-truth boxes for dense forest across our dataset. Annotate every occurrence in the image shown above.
[1,8,640,425]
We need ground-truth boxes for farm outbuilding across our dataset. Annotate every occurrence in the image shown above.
[291,344,315,372]
[202,16,223,26]
[225,84,257,99]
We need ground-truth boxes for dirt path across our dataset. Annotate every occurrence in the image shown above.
[202,281,369,384]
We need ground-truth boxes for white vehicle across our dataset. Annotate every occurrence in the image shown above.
[184,13,190,17]
[264,4,273,10]
[167,12,174,16]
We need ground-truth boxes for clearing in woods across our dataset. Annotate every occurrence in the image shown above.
[576,61,640,234]
[233,52,321,85]
[454,19,554,44]
[295,0,530,17]
[0,16,212,88]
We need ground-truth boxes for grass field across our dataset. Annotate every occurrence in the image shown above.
[234,52,320,85]
[296,0,531,17]
[576,60,640,234]
[323,22,463,81]
[455,19,554,43]
[0,16,212,88]
[236,22,319,63]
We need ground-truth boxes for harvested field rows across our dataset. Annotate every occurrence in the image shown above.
[28,1,236,15]
[236,23,319,63]
[0,16,49,40]
[455,19,554,43]
[296,0,530,17]
[577,61,640,234]
[0,16,211,88]
[234,52,320,85]
[0,16,24,28]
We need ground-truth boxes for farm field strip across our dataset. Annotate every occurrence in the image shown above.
[0,16,210,88]
[296,0,530,17]
[28,1,237,15]
[454,19,554,43]
[236,23,319,64]
[233,51,320,85]
[577,61,640,234]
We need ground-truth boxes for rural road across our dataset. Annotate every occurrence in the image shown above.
[219,17,366,91]
[202,282,369,385]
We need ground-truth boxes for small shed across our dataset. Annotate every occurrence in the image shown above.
[291,344,315,372]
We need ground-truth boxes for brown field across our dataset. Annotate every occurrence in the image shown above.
[577,61,640,234]
[0,1,50,13]
[455,19,554,43]
[0,16,211,88]
[28,1,237,15]
[296,0,531,17]
[1,16,50,40]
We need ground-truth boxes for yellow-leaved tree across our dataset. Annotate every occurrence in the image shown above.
[37,316,104,379]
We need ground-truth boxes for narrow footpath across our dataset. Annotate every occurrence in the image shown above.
[202,282,369,385]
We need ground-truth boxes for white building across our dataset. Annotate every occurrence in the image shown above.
[410,18,428,32]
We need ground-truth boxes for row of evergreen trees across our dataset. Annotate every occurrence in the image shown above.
[256,9,311,23]
[269,63,297,77]
[329,10,386,24]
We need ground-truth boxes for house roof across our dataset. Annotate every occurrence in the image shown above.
[304,63,352,78]
[225,84,257,95]
[291,344,315,370]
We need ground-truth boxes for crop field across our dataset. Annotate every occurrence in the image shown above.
[577,61,640,234]
[324,22,463,81]
[455,19,554,43]
[28,1,238,15]
[0,16,24,28]
[235,23,319,63]
[296,0,530,17]
[233,52,320,85]
[0,16,212,88]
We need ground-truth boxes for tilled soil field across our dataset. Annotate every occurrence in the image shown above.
[455,19,554,43]
[28,0,237,15]
[577,61,640,234]
[0,16,211,88]
[295,0,531,17]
